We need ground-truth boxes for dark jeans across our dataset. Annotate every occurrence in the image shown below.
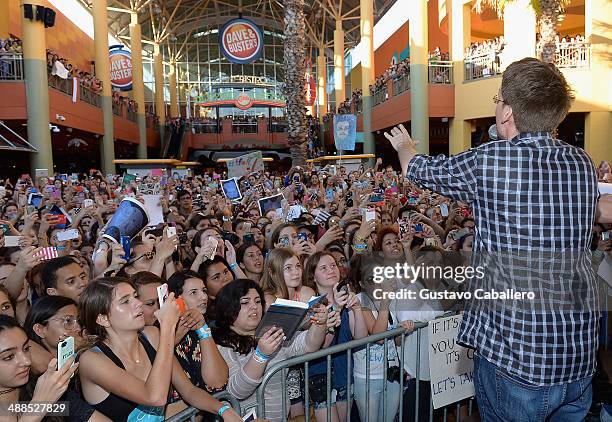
[474,353,593,422]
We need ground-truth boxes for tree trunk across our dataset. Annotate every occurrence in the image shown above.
[283,0,308,167]
[537,0,560,63]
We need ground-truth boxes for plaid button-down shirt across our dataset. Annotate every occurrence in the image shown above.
[406,132,600,385]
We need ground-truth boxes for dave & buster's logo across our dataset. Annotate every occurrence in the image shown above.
[219,18,263,64]
[109,46,132,91]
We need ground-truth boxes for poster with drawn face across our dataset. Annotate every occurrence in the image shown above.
[333,114,357,151]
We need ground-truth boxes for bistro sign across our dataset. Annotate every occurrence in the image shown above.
[219,18,264,64]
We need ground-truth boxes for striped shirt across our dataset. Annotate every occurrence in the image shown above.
[406,132,600,385]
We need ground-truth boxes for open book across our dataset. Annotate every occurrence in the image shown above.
[255,295,327,341]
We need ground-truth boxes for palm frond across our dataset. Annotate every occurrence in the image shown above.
[473,0,511,18]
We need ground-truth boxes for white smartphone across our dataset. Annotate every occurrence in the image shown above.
[56,229,79,242]
[365,209,376,222]
[57,336,75,370]
[439,203,449,217]
[4,236,20,247]
[166,226,177,237]
[83,199,94,208]
[206,236,218,261]
[157,283,169,306]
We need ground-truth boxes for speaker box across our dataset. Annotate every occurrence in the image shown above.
[23,4,33,20]
[35,5,45,22]
[44,8,56,28]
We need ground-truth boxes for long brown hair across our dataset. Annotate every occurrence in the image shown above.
[302,251,335,293]
[78,277,134,348]
[259,248,295,299]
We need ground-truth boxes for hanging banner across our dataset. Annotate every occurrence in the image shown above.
[109,45,133,91]
[333,114,357,151]
[227,151,264,179]
[219,18,264,64]
[304,61,316,106]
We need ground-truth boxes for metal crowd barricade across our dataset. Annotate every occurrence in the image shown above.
[373,87,388,105]
[164,390,241,422]
[0,53,23,80]
[163,318,477,422]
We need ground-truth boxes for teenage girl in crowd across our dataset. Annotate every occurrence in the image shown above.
[77,277,242,421]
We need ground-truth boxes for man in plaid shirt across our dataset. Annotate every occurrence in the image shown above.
[386,58,599,421]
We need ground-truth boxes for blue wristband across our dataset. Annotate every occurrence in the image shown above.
[195,324,211,340]
[254,346,270,361]
[229,262,238,271]
[217,405,230,416]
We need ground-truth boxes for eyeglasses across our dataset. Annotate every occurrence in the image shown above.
[492,94,506,105]
[47,315,79,330]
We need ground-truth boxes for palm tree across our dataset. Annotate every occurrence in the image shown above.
[283,0,308,166]
[474,0,570,63]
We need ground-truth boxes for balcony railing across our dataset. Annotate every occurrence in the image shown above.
[48,74,74,95]
[428,60,453,84]
[392,72,410,96]
[112,102,122,116]
[537,41,591,68]
[464,51,502,81]
[232,121,258,133]
[0,54,23,80]
[127,109,137,122]
[79,83,101,108]
[270,120,287,133]
[373,87,388,105]
[192,122,220,133]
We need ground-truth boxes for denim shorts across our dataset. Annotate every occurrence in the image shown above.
[310,385,348,409]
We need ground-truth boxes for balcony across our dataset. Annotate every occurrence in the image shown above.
[537,41,591,69]
[0,54,23,80]
[464,52,502,82]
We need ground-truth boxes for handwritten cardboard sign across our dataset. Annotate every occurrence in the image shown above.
[428,314,474,409]
[227,151,264,179]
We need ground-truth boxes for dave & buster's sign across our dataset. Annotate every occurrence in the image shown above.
[219,18,264,64]
[109,46,132,91]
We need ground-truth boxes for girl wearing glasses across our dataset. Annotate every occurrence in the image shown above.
[24,296,111,421]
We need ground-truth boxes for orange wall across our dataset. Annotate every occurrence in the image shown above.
[372,0,449,78]
[6,0,95,71]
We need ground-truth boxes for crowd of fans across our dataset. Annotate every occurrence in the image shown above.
[0,148,609,421]
[46,48,103,93]
[464,36,505,60]
[0,163,471,421]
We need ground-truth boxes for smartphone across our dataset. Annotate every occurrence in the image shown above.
[157,283,169,306]
[243,233,255,245]
[452,227,470,241]
[398,220,409,238]
[28,193,43,208]
[439,203,449,217]
[415,223,424,233]
[601,231,610,241]
[0,224,9,234]
[370,194,384,203]
[206,236,218,260]
[279,236,290,247]
[297,232,308,242]
[145,227,165,238]
[166,226,177,237]
[120,235,131,261]
[56,229,79,242]
[176,297,186,313]
[83,199,94,208]
[4,236,20,247]
[336,278,349,294]
[57,336,75,370]
[365,209,376,222]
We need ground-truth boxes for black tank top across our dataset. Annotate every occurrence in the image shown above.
[91,333,165,421]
